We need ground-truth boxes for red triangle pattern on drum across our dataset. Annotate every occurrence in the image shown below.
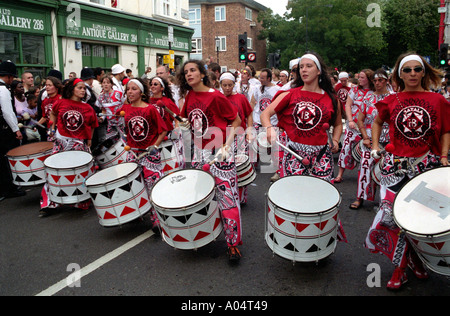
[37,156,49,162]
[51,175,61,183]
[80,170,89,178]
[139,197,148,208]
[20,159,34,167]
[173,234,189,242]
[194,231,210,241]
[9,160,17,167]
[65,175,76,183]
[292,222,309,233]
[315,221,328,231]
[103,211,117,219]
[120,206,135,217]
[275,214,285,226]
[214,218,221,230]
[426,242,445,251]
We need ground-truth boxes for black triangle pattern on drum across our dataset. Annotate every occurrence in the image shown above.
[196,206,209,217]
[173,214,192,225]
[29,174,42,182]
[306,244,320,253]
[134,176,142,183]
[438,260,450,267]
[15,175,25,182]
[157,212,168,222]
[73,188,84,196]
[57,190,68,197]
[284,243,299,252]
[111,151,117,156]
[90,192,98,200]
[269,233,278,245]
[119,182,132,192]
[326,237,335,248]
[100,189,116,198]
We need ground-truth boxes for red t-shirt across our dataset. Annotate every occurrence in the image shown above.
[274,87,335,146]
[52,99,99,140]
[376,91,450,157]
[181,89,238,149]
[41,94,61,122]
[334,83,351,104]
[149,96,178,130]
[226,93,253,130]
[119,103,168,150]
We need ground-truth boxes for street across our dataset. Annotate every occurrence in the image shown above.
[0,159,449,298]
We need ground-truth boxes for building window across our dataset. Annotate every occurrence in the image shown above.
[247,37,253,50]
[216,36,226,52]
[162,0,170,16]
[215,6,226,21]
[245,8,252,21]
[82,43,118,69]
[90,0,106,4]
[154,0,180,18]
[189,8,201,25]
[191,38,202,54]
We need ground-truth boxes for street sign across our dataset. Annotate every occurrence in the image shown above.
[247,52,256,63]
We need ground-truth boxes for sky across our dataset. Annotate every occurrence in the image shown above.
[255,0,289,17]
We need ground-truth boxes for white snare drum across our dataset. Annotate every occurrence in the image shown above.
[371,160,382,185]
[93,137,127,169]
[44,151,95,204]
[159,139,181,175]
[236,154,256,187]
[85,163,151,227]
[151,169,222,250]
[351,140,363,163]
[265,175,341,262]
[393,167,450,276]
[6,142,53,186]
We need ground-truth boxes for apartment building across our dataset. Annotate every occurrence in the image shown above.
[0,0,194,81]
[189,0,267,71]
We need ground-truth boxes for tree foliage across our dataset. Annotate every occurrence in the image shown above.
[258,0,440,72]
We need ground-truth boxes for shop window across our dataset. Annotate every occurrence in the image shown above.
[22,35,46,65]
[0,32,20,64]
[82,42,118,69]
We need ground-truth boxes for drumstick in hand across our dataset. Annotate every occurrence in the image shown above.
[276,141,310,165]
[322,123,334,146]
[98,111,126,118]
[156,100,184,122]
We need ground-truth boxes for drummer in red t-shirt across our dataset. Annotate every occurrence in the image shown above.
[40,78,100,217]
[365,53,450,291]
[261,53,343,182]
[178,60,243,262]
[220,71,253,205]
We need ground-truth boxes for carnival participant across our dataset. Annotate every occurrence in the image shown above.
[236,68,256,103]
[39,78,99,217]
[38,76,62,140]
[178,60,243,262]
[334,72,351,113]
[119,78,169,231]
[278,70,290,87]
[335,69,374,186]
[95,75,124,138]
[220,71,253,204]
[261,52,342,182]
[364,53,450,290]
[148,76,185,173]
[353,69,392,208]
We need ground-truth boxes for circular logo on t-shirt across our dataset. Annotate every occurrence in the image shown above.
[293,101,322,131]
[259,98,272,112]
[62,110,84,132]
[337,88,348,103]
[395,106,431,140]
[128,116,149,142]
[189,108,209,138]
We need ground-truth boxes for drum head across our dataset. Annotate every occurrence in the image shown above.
[86,163,138,186]
[394,167,450,236]
[44,150,93,169]
[151,169,215,209]
[7,142,53,157]
[268,175,340,214]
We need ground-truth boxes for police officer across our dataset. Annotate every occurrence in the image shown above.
[0,60,25,201]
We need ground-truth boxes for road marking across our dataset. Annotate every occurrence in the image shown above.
[35,230,154,296]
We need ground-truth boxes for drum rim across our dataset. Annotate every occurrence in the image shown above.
[267,175,341,216]
[85,162,139,187]
[393,166,450,236]
[44,150,94,169]
[151,168,216,210]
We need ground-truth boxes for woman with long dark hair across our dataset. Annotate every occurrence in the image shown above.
[261,52,342,182]
[365,53,449,290]
[178,60,243,262]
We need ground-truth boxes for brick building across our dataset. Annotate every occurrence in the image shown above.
[189,0,268,72]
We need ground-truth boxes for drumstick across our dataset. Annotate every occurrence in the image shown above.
[322,123,334,146]
[98,111,126,118]
[377,143,395,156]
[156,100,184,122]
[276,141,310,165]
[125,145,159,160]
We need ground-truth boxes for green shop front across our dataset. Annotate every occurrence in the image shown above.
[56,1,193,78]
[0,0,55,85]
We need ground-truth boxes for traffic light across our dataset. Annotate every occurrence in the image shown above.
[439,43,448,66]
[238,34,248,63]
[273,53,281,68]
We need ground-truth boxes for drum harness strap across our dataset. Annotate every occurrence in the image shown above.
[393,151,429,177]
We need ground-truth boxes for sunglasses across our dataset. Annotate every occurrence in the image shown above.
[402,66,424,74]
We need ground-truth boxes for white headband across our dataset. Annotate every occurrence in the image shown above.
[374,74,388,80]
[338,72,349,79]
[280,70,290,78]
[128,79,144,93]
[299,54,322,74]
[398,55,425,77]
[153,77,165,89]
[220,72,236,83]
